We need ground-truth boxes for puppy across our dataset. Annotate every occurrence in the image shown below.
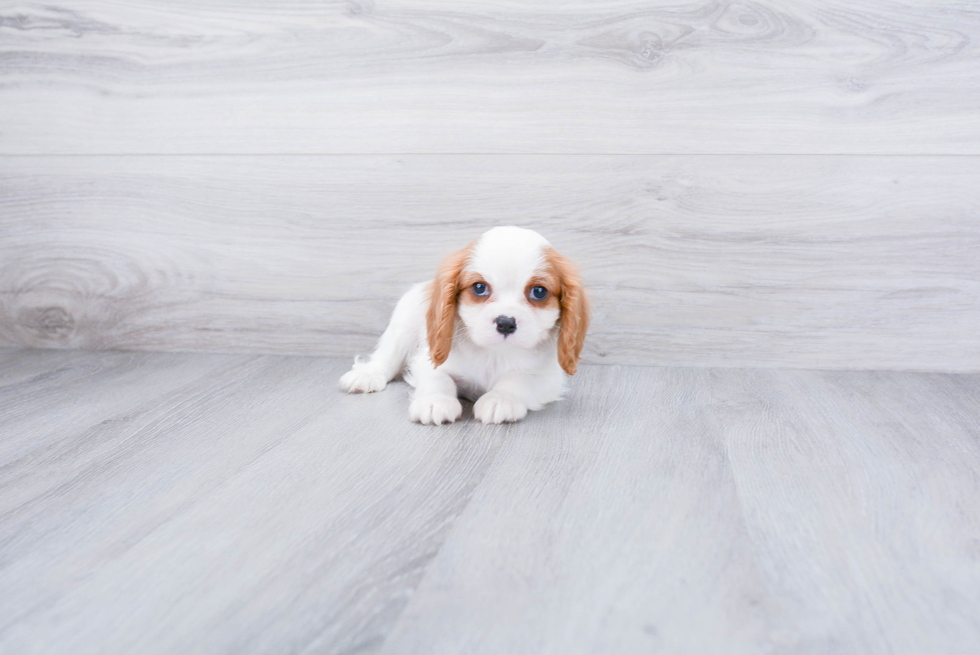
[340,226,589,424]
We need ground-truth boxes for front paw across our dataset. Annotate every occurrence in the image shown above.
[474,391,528,424]
[409,395,462,425]
[340,365,387,393]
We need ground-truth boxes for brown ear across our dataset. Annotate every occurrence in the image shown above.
[426,247,470,367]
[547,247,590,375]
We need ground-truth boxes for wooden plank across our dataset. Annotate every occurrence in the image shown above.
[2,155,978,371]
[0,352,504,654]
[0,350,252,476]
[712,368,980,653]
[1,1,979,154]
[0,347,97,389]
[380,364,775,654]
[382,366,980,654]
[3,350,979,652]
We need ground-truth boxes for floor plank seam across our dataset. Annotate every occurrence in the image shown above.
[363,422,510,655]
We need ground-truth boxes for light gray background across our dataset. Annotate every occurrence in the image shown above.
[2,0,978,371]
[3,4,980,654]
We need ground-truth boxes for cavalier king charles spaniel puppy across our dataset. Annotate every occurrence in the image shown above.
[340,226,589,424]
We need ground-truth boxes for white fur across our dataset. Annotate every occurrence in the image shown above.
[339,226,570,425]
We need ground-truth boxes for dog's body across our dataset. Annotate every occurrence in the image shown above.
[340,227,588,424]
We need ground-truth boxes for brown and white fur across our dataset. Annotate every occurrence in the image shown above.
[340,226,589,424]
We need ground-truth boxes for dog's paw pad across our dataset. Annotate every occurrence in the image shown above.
[409,395,462,425]
[474,391,527,424]
[340,367,387,393]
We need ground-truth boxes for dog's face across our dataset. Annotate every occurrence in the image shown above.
[426,227,589,374]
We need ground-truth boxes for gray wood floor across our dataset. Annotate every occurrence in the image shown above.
[2,348,978,654]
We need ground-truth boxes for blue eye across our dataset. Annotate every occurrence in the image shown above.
[473,282,489,296]
[530,286,548,300]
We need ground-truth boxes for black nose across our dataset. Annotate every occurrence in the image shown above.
[495,316,517,335]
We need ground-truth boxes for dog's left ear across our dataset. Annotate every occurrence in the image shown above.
[426,247,470,367]
[547,247,590,375]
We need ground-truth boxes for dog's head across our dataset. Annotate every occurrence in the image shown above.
[426,226,589,374]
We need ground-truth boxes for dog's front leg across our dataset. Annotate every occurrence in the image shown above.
[408,359,462,425]
[474,370,563,424]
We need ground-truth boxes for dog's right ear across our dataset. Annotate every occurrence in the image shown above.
[426,247,470,367]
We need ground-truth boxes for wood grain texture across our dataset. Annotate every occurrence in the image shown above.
[383,365,980,655]
[714,368,980,653]
[382,364,775,654]
[0,352,504,654]
[2,155,978,371]
[1,1,979,154]
[2,350,979,653]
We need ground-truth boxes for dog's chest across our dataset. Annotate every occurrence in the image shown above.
[452,376,487,402]
[441,353,501,401]
[440,344,543,400]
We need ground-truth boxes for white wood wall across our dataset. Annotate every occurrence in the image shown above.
[1,1,978,371]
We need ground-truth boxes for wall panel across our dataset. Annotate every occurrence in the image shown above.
[1,1,978,154]
[2,155,977,370]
